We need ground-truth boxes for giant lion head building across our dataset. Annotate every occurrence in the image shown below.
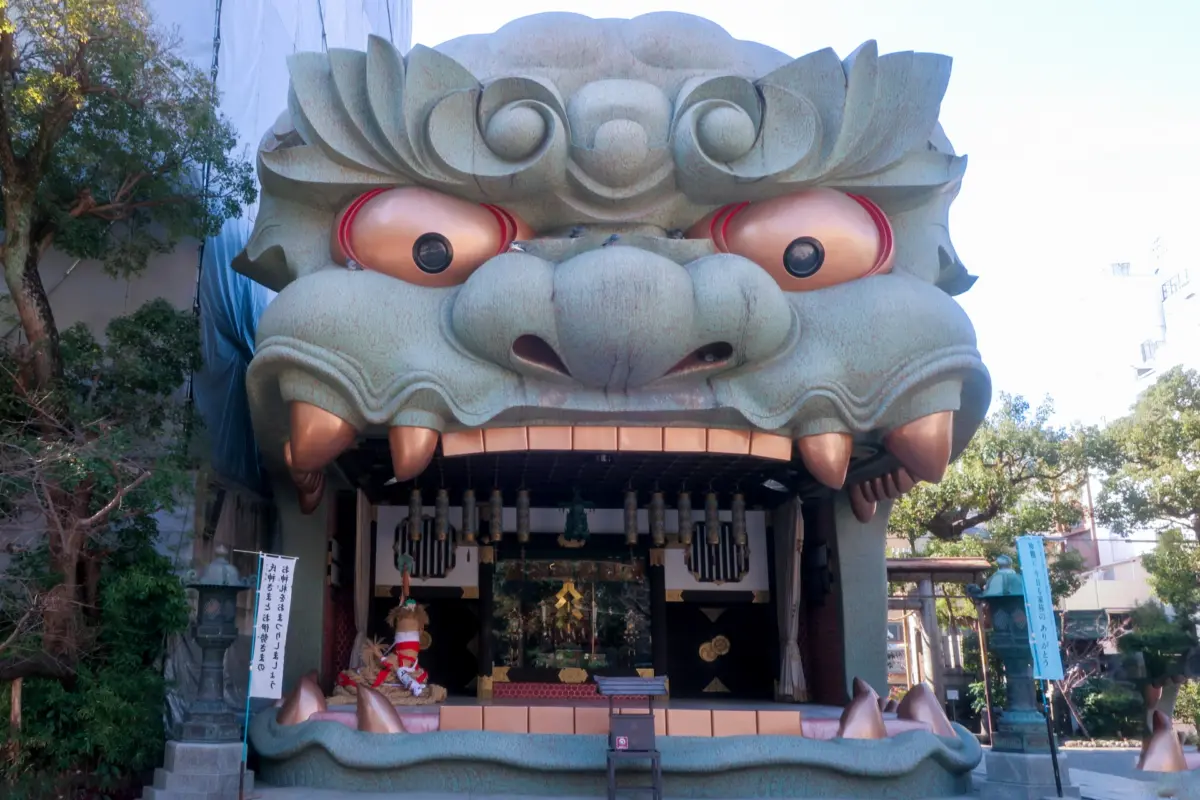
[238,12,989,797]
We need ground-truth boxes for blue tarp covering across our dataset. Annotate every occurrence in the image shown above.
[193,217,275,494]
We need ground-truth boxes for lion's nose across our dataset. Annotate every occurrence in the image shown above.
[548,246,699,390]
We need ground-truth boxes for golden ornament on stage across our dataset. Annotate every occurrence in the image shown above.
[699,642,717,662]
[711,635,731,656]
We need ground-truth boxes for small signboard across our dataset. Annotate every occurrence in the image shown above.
[946,689,960,700]
[1016,537,1065,681]
[614,735,629,751]
[249,554,299,699]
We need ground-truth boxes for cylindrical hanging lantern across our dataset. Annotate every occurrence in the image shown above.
[705,491,720,545]
[732,492,747,547]
[489,489,503,543]
[677,491,693,546]
[624,490,638,546]
[650,492,666,547]
[461,489,476,543]
[517,489,531,543]
[435,489,450,541]
[408,488,423,542]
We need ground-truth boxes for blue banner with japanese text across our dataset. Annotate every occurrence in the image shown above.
[1016,536,1065,681]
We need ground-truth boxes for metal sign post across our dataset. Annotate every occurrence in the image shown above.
[1016,537,1066,799]
[235,550,298,800]
[237,552,263,800]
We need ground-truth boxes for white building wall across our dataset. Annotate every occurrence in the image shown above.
[1061,557,1156,614]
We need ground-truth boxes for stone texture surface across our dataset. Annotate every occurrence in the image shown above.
[234,11,990,483]
[979,750,1079,800]
[141,741,254,800]
[249,711,981,798]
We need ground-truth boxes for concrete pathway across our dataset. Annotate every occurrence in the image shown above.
[252,792,979,800]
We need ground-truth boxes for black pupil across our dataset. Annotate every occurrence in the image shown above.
[783,237,824,278]
[413,233,453,273]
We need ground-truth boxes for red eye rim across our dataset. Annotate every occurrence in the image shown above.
[481,203,519,255]
[847,193,894,276]
[704,193,894,278]
[336,191,521,268]
[337,188,389,266]
[708,202,749,252]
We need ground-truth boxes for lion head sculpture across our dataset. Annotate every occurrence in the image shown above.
[237,12,990,517]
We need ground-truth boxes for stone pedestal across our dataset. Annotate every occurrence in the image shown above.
[141,741,254,800]
[980,750,1079,800]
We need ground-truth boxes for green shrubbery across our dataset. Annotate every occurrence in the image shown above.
[1,519,189,798]
[1073,678,1145,739]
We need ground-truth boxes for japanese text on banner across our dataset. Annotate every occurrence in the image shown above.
[249,554,298,699]
[1016,536,1065,681]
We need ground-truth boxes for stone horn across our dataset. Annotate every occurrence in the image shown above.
[277,671,327,725]
[896,682,955,738]
[1137,710,1187,773]
[356,684,406,734]
[837,677,888,740]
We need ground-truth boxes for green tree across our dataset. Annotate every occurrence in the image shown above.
[1093,367,1200,536]
[1142,528,1200,626]
[0,0,254,384]
[889,394,1089,551]
[1118,603,1196,728]
[0,0,252,679]
[1,301,198,681]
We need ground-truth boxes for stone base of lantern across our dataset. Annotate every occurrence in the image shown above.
[980,750,1079,800]
[141,741,254,800]
[179,708,243,743]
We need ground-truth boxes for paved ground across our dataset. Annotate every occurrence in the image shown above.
[252,793,978,800]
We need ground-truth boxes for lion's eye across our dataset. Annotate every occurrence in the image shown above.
[331,187,534,287]
[686,188,893,291]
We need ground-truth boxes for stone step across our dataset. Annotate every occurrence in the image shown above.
[152,767,253,794]
[142,788,248,800]
[163,741,246,775]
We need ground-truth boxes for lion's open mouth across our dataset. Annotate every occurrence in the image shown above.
[282,402,947,521]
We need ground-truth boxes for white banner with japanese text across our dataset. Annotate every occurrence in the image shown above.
[249,554,298,699]
[1016,536,1065,681]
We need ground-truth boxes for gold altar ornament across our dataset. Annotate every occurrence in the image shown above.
[558,667,589,684]
[711,635,731,656]
[699,642,717,662]
[555,580,583,607]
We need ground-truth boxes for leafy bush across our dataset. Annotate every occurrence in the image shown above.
[1176,680,1200,729]
[1119,603,1196,679]
[961,628,1006,716]
[1075,679,1144,739]
[1,519,189,796]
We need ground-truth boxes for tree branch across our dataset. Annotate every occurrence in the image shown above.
[80,470,151,529]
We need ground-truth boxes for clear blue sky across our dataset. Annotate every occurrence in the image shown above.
[413,1,1200,427]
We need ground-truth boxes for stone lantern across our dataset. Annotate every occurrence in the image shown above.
[968,555,1079,800]
[179,545,254,742]
[967,554,1047,753]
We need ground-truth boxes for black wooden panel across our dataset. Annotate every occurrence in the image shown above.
[664,603,776,700]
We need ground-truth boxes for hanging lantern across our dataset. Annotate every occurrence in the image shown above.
[624,490,638,546]
[677,491,693,546]
[435,489,449,541]
[461,489,476,544]
[732,492,747,547]
[490,489,504,543]
[517,489,531,543]
[408,488,423,542]
[650,492,666,547]
[705,491,720,545]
